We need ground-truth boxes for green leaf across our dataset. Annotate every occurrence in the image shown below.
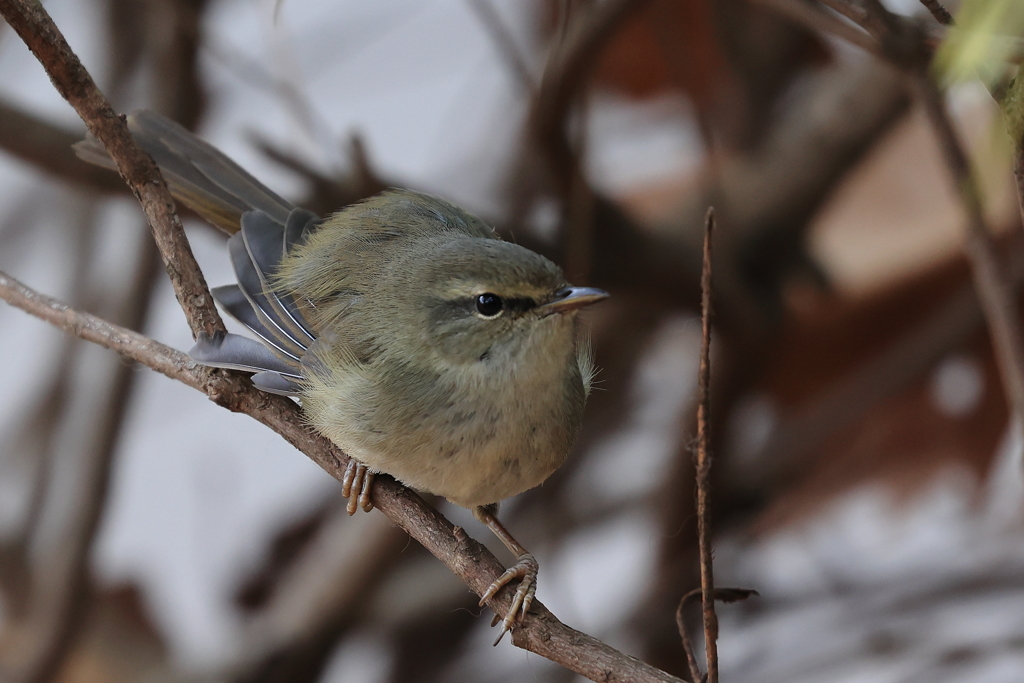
[935,0,1024,86]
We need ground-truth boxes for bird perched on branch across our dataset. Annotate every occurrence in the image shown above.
[76,111,608,643]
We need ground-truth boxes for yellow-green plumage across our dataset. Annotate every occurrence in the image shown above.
[78,110,608,641]
[276,191,591,506]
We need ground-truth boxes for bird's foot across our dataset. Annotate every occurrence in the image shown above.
[341,460,374,514]
[479,552,538,645]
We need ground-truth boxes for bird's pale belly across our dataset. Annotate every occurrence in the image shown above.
[371,413,570,508]
[305,313,585,508]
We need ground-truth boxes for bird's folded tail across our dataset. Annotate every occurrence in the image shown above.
[74,109,326,395]
[190,208,322,395]
[74,110,295,235]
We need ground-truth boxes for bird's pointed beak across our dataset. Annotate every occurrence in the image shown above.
[538,286,610,317]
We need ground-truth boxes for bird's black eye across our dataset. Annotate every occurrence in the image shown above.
[475,293,504,317]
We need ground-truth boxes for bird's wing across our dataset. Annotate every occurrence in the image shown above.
[74,110,295,234]
[189,209,326,395]
[73,110,324,393]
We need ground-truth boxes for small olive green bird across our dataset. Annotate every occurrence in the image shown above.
[76,111,607,642]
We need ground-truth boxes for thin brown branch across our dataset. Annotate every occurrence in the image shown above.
[915,77,1024,426]
[842,0,1024,435]
[695,208,718,683]
[676,587,758,683]
[675,591,704,683]
[0,0,223,340]
[0,268,684,683]
[918,0,953,26]
[13,242,161,683]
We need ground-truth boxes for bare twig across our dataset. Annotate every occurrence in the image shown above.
[695,208,718,683]
[842,0,1024,433]
[0,9,686,679]
[0,0,223,340]
[919,0,953,26]
[676,587,759,683]
[0,268,684,683]
[676,592,704,683]
[915,78,1024,426]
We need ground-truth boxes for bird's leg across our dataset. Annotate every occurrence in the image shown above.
[341,460,374,515]
[474,505,538,645]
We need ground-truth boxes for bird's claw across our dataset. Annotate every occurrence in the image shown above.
[341,460,374,514]
[479,552,538,645]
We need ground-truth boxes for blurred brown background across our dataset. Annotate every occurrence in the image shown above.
[1,0,1023,682]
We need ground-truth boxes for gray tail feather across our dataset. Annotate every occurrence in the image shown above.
[74,110,295,235]
[192,209,322,392]
[73,109,325,395]
[190,335,303,396]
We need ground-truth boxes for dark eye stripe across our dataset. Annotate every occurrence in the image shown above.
[432,295,538,319]
[500,296,537,313]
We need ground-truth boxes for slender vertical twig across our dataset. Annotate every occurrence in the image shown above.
[695,207,719,683]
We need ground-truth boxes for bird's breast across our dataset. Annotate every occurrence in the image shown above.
[305,316,586,508]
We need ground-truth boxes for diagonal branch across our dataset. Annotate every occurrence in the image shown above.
[0,0,223,340]
[912,76,1024,426]
[0,1,686,680]
[782,0,1024,437]
[857,0,1024,433]
[676,587,758,683]
[918,0,953,26]
[0,270,683,683]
